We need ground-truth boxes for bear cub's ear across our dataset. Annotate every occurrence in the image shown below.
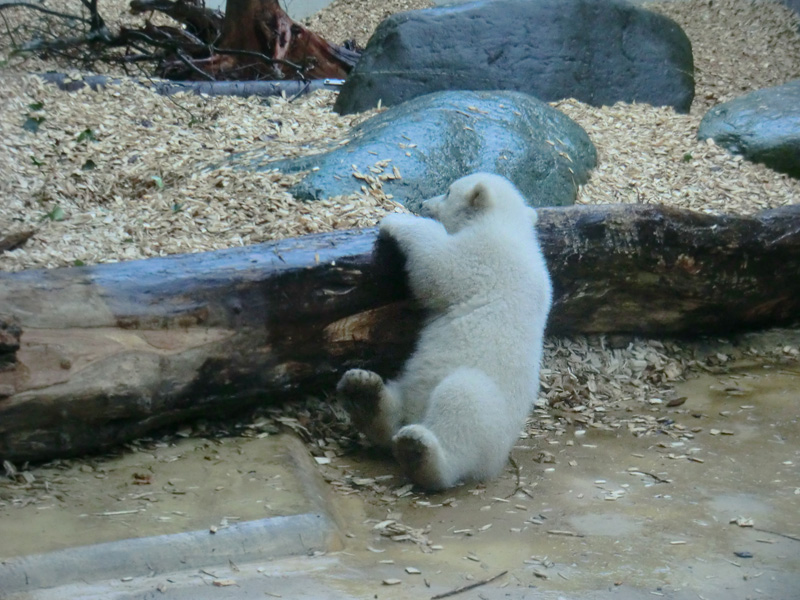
[466,182,493,210]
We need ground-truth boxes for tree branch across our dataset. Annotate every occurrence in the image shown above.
[176,49,216,80]
[211,45,305,77]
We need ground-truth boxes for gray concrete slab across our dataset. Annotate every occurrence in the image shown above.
[0,512,339,596]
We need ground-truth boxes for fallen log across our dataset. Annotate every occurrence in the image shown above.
[38,72,344,98]
[1,203,799,463]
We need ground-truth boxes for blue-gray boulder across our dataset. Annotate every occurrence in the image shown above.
[230,90,596,211]
[334,0,694,115]
[698,80,800,178]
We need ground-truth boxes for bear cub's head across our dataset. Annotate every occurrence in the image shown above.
[421,172,537,234]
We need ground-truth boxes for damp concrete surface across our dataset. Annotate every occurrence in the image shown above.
[1,356,798,599]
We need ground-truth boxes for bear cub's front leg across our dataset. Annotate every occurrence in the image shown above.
[379,213,448,256]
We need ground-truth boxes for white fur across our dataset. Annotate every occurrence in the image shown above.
[337,173,552,490]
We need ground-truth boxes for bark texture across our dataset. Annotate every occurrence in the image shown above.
[148,0,359,80]
[1,203,799,463]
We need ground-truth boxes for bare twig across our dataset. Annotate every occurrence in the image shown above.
[127,62,204,124]
[175,50,216,81]
[546,529,584,537]
[754,527,800,543]
[430,571,508,600]
[108,53,159,64]
[21,34,92,52]
[79,0,106,33]
[287,80,311,102]
[211,46,305,77]
[0,9,19,49]
[504,454,526,499]
[629,470,671,484]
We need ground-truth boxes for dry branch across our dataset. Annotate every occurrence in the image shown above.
[129,0,224,42]
[2,0,358,79]
[1,203,799,463]
[430,570,509,599]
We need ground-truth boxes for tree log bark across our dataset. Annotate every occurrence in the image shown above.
[1,203,799,463]
[129,0,224,43]
[125,0,359,80]
[151,0,359,80]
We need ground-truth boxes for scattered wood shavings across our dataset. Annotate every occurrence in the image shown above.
[1,0,799,274]
[547,530,584,538]
[303,0,433,48]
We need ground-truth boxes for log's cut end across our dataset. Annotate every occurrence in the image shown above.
[0,325,245,461]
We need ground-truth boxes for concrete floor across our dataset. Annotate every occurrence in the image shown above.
[2,357,798,600]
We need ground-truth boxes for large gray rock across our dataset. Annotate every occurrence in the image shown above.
[698,80,800,178]
[230,90,596,211]
[334,0,694,115]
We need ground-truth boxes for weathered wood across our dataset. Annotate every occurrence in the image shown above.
[541,203,800,334]
[1,203,799,463]
[153,0,360,80]
[39,72,343,98]
[129,0,224,43]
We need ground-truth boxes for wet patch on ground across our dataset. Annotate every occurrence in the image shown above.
[315,359,800,599]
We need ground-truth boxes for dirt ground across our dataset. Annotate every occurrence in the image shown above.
[2,331,798,599]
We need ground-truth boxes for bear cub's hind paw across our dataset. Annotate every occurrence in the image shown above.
[393,424,449,491]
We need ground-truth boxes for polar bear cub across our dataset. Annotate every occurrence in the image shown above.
[337,173,552,490]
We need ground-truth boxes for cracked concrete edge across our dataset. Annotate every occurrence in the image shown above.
[0,511,340,595]
[0,433,345,597]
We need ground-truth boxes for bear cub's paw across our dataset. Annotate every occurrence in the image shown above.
[379,213,416,233]
[378,213,421,244]
[393,424,450,491]
[336,368,383,395]
[336,368,385,427]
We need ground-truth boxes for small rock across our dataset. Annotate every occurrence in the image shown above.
[698,79,800,177]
